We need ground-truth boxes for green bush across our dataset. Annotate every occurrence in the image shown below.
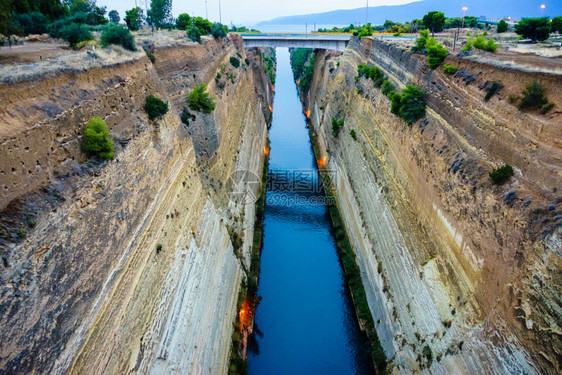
[508,94,519,104]
[187,26,202,43]
[540,102,555,115]
[357,64,385,87]
[81,117,114,160]
[11,12,48,35]
[188,83,216,113]
[349,129,357,140]
[357,24,373,39]
[552,17,562,34]
[413,29,429,52]
[426,38,448,69]
[210,22,227,38]
[381,79,395,96]
[519,80,548,110]
[18,229,27,239]
[484,82,503,101]
[144,95,169,120]
[331,117,344,137]
[290,49,315,93]
[463,38,473,51]
[489,164,514,184]
[497,20,508,33]
[59,23,93,48]
[443,64,458,75]
[389,91,402,115]
[472,35,498,53]
[176,13,191,30]
[399,84,426,124]
[146,51,155,63]
[101,24,136,51]
[229,56,240,68]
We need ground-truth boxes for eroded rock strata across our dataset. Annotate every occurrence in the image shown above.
[305,38,561,373]
[0,35,272,374]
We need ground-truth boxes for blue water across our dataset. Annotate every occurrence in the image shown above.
[247,48,373,374]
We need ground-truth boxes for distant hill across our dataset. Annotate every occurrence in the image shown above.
[257,0,562,26]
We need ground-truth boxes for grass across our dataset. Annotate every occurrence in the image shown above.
[309,127,387,374]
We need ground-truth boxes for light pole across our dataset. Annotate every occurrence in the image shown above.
[461,6,468,29]
[219,0,222,23]
[540,4,545,17]
[205,0,208,19]
[366,0,369,26]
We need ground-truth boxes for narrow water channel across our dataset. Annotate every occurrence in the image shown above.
[247,48,373,374]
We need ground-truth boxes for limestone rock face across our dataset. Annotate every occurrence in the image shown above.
[306,37,561,373]
[0,36,272,374]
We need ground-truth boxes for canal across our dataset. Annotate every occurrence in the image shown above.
[247,48,373,374]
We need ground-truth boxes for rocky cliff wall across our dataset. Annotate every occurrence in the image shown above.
[0,35,272,374]
[306,37,561,373]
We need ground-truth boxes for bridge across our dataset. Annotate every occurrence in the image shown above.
[240,34,350,51]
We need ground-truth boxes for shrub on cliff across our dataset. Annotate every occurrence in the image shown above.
[381,79,395,96]
[518,80,548,110]
[59,23,93,48]
[484,81,503,101]
[331,117,344,137]
[412,29,429,52]
[388,91,402,115]
[229,56,240,68]
[187,26,202,43]
[188,83,216,113]
[101,24,136,51]
[81,117,114,160]
[175,13,191,30]
[144,95,169,120]
[357,24,373,39]
[426,38,448,69]
[489,164,514,184]
[356,64,385,88]
[443,64,458,75]
[210,22,228,39]
[399,85,426,124]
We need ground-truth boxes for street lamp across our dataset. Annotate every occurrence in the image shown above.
[461,7,468,28]
[541,4,546,17]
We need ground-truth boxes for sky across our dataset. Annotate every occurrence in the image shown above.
[95,0,419,26]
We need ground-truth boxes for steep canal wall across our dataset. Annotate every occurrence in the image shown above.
[304,37,561,374]
[0,35,272,374]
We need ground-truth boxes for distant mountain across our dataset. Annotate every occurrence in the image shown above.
[257,0,562,26]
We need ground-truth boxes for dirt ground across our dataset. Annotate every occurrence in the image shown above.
[0,42,73,65]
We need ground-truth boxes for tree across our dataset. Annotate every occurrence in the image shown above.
[108,10,120,24]
[551,17,562,34]
[514,17,550,42]
[497,19,508,33]
[412,29,429,52]
[210,22,227,39]
[124,7,143,31]
[426,37,448,69]
[176,13,190,30]
[358,24,373,39]
[187,26,201,43]
[399,84,426,124]
[0,0,13,37]
[422,11,445,36]
[101,24,136,51]
[59,23,93,48]
[81,117,114,160]
[11,11,49,35]
[147,0,172,29]
[193,16,212,34]
[144,95,169,120]
[188,83,216,113]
